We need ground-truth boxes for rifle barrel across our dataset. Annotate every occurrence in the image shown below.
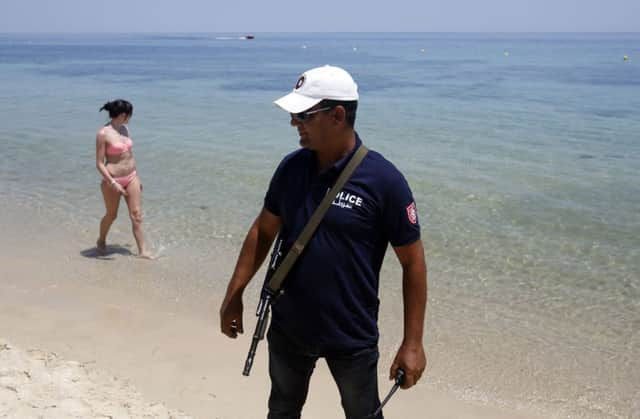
[242,294,272,376]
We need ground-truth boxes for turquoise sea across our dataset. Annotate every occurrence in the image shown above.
[1,33,639,418]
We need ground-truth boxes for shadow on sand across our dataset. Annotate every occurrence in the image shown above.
[80,244,133,260]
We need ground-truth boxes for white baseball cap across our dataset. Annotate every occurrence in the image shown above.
[274,65,359,113]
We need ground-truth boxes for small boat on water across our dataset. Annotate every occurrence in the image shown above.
[243,34,255,40]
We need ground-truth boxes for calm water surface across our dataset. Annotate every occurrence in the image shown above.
[1,33,639,418]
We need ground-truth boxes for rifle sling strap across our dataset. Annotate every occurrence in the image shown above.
[267,144,369,292]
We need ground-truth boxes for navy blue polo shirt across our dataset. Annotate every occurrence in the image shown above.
[264,133,421,351]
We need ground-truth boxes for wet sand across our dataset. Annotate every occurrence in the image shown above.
[0,202,543,419]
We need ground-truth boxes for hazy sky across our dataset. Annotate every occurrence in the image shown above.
[1,0,638,33]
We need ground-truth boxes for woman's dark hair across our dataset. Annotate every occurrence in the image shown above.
[99,99,133,119]
[320,99,358,127]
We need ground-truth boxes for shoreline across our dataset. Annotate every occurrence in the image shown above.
[0,200,545,418]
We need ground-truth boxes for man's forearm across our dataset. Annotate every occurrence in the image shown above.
[226,221,274,296]
[402,258,427,345]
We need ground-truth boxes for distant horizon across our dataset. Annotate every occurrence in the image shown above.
[1,31,639,34]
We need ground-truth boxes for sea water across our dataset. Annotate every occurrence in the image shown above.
[1,33,638,418]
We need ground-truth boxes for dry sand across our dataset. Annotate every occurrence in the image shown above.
[0,340,189,419]
[0,203,544,419]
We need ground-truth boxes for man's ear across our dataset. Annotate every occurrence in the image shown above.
[333,105,346,124]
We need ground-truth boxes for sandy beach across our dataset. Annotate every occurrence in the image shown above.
[0,340,189,419]
[0,201,546,419]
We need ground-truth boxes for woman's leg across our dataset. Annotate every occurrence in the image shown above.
[123,176,151,258]
[98,181,121,252]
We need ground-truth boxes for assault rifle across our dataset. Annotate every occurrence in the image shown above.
[242,238,283,376]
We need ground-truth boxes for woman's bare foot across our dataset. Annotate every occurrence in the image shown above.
[137,252,155,260]
[96,239,107,256]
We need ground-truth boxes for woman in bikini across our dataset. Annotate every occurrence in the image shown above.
[95,99,151,258]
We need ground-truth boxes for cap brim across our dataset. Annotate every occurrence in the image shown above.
[273,91,322,114]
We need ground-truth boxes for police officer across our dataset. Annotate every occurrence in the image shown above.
[219,65,427,419]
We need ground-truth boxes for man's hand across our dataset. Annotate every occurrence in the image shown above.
[390,342,426,389]
[219,293,244,338]
[218,207,281,339]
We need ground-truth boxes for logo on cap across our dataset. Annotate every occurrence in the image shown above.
[295,75,305,90]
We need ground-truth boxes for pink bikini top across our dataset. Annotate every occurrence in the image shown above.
[105,136,133,156]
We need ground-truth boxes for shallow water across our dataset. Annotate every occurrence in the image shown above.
[1,32,639,418]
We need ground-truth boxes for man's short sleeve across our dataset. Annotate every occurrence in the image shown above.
[383,173,421,247]
[264,159,285,216]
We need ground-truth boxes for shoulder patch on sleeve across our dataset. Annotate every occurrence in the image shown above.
[406,201,418,225]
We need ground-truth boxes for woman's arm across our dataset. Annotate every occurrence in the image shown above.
[95,130,127,195]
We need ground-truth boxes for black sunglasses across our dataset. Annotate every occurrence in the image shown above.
[290,106,333,123]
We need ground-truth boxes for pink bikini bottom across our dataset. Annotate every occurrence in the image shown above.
[110,170,137,188]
